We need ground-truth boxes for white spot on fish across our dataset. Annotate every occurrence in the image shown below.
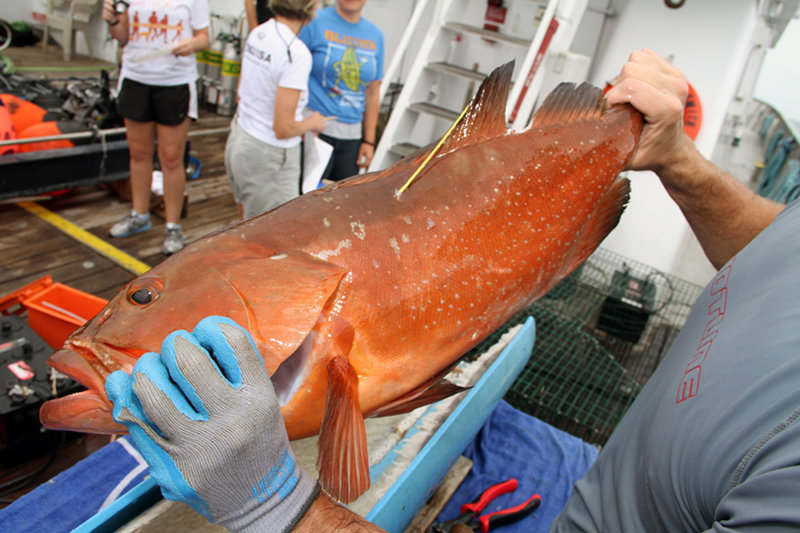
[427,218,435,229]
[322,218,331,227]
[351,222,367,240]
[401,234,410,243]
[270,254,288,260]
[315,239,352,260]
[389,237,400,255]
[403,216,412,225]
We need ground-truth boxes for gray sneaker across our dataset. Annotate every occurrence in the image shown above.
[163,225,184,255]
[109,211,151,238]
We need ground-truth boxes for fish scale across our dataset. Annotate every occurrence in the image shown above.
[39,61,641,503]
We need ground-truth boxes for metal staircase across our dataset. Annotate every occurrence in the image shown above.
[371,0,590,172]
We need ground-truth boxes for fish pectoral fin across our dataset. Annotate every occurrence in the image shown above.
[316,356,370,503]
[565,177,631,274]
[220,249,346,361]
[368,376,469,418]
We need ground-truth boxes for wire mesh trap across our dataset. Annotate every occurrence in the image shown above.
[471,247,705,446]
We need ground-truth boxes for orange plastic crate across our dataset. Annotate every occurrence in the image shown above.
[23,283,108,349]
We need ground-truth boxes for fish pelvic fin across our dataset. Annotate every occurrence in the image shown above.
[438,61,515,155]
[316,356,370,503]
[566,177,631,274]
[530,81,607,128]
[368,376,469,418]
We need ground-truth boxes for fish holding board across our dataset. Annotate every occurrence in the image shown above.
[39,61,642,503]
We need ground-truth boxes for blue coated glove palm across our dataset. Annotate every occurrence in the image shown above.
[105,316,319,533]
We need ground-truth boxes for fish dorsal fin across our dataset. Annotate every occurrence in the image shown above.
[438,61,515,154]
[530,81,607,129]
[564,177,631,275]
[316,356,370,503]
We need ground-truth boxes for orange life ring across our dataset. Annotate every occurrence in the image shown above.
[682,83,702,140]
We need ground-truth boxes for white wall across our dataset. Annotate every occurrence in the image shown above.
[583,0,760,285]
[754,15,800,123]
[2,2,38,23]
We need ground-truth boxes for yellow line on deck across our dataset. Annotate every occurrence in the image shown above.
[17,201,151,276]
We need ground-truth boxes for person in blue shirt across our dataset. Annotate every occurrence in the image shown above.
[299,0,384,182]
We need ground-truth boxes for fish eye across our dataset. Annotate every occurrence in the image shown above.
[126,278,163,307]
[130,289,152,305]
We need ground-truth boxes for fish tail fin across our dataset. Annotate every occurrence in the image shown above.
[530,81,606,128]
[316,356,370,503]
[565,177,631,274]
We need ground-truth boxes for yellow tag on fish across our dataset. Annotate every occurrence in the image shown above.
[395,103,471,198]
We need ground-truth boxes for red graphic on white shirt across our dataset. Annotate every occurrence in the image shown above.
[129,11,185,44]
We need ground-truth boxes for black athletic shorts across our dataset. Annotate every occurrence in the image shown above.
[116,78,190,125]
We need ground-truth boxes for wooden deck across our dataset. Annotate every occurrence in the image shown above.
[0,112,237,301]
[0,44,240,505]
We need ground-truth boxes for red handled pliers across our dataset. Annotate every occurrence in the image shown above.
[428,478,542,533]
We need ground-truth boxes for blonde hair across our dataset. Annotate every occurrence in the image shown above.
[268,0,318,22]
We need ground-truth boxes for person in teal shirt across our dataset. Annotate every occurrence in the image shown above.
[299,0,384,182]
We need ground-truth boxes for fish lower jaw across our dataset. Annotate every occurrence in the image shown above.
[42,346,125,434]
[39,389,126,434]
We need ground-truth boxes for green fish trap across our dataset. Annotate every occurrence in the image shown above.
[475,247,704,446]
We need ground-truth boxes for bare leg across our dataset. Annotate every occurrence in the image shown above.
[124,118,157,215]
[156,118,191,224]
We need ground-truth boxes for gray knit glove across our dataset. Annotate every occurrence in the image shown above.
[105,316,319,533]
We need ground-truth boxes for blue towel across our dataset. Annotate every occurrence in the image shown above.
[435,401,598,532]
[0,436,149,533]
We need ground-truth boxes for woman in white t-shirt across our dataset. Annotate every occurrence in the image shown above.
[225,0,327,220]
[103,0,209,255]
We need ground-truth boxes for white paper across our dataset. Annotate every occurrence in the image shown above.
[302,133,333,194]
[151,170,164,195]
[132,44,176,63]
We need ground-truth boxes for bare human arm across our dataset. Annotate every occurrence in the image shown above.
[605,49,783,270]
[273,86,328,139]
[244,0,258,34]
[102,0,129,45]
[358,80,381,169]
[171,27,210,57]
[294,491,386,532]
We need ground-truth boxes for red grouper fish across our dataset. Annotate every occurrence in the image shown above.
[39,62,642,502]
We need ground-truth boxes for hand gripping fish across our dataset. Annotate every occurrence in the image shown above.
[39,62,642,503]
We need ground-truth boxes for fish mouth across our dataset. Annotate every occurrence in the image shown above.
[39,342,132,434]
